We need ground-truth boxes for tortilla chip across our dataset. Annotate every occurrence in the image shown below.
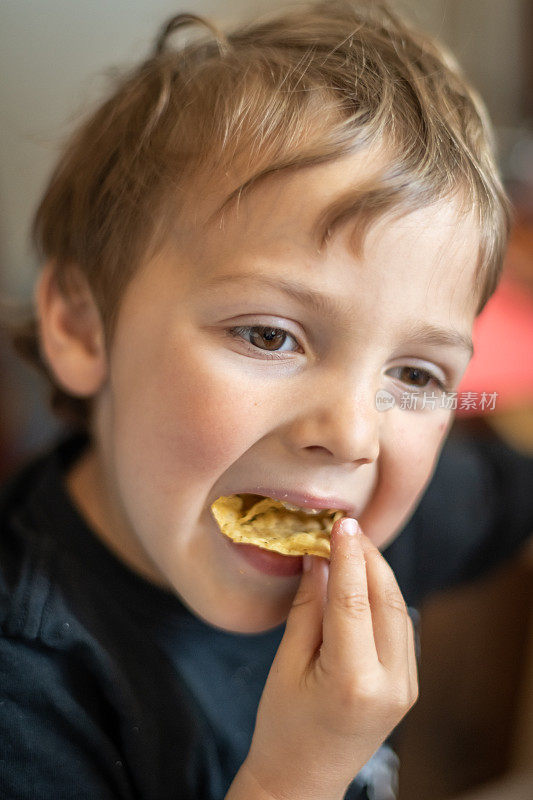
[210,494,345,558]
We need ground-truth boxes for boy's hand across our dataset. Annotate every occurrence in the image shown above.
[229,517,418,800]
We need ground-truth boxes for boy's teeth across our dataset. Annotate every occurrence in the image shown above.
[279,500,321,514]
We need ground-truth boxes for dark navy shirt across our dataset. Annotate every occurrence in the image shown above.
[0,425,532,799]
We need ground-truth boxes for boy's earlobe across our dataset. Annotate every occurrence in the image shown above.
[35,262,108,397]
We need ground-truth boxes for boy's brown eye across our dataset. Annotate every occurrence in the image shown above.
[398,367,432,387]
[249,327,287,351]
[226,324,301,356]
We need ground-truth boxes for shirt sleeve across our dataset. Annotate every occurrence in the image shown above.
[0,635,136,800]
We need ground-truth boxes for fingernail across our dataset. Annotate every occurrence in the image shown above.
[340,518,360,536]
[303,555,313,572]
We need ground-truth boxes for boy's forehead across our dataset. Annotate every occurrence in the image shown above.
[177,152,480,279]
[201,151,388,245]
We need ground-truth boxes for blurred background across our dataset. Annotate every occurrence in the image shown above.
[1,1,533,798]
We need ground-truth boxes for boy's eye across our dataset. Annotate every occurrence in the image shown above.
[248,327,290,351]
[388,366,443,389]
[228,325,301,356]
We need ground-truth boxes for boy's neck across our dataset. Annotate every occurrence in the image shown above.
[64,446,172,591]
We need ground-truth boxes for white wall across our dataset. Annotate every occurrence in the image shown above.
[0,0,288,299]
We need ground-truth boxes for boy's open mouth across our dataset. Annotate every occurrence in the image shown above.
[210,493,345,558]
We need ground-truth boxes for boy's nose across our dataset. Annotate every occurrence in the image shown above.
[287,381,381,465]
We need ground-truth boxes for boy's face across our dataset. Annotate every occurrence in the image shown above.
[73,155,479,632]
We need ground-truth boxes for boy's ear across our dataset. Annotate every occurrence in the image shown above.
[35,262,108,397]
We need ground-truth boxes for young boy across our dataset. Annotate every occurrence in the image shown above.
[2,1,532,799]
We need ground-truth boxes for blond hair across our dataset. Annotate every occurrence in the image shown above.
[13,0,510,429]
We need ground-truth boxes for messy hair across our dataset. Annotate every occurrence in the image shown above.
[11,0,510,429]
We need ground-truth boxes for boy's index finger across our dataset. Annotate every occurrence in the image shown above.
[321,517,379,677]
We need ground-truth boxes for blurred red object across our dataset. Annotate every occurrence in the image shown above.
[457,276,533,415]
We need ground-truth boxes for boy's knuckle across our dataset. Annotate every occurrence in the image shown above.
[333,591,369,617]
[389,683,417,714]
[392,692,410,714]
[383,587,408,615]
[341,676,382,708]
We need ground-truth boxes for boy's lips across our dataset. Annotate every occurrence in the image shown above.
[210,487,359,576]
[226,540,304,576]
[222,486,358,517]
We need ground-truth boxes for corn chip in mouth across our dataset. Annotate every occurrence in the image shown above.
[210,494,345,558]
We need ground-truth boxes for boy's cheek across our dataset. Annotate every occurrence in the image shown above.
[119,366,273,476]
[361,413,450,547]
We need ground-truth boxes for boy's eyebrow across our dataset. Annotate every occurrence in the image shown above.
[205,272,475,357]
[205,272,344,317]
[402,321,474,358]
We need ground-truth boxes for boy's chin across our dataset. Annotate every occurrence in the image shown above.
[195,594,293,635]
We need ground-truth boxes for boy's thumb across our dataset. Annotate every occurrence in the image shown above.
[278,556,329,661]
